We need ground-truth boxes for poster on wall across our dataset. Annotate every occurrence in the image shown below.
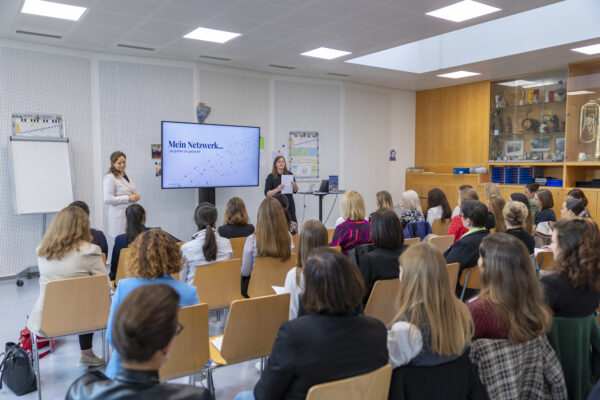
[289,131,319,180]
[11,113,65,138]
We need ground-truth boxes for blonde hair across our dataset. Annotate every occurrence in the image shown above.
[401,190,422,212]
[37,206,93,260]
[485,183,501,200]
[503,200,528,227]
[376,191,394,211]
[223,197,249,225]
[256,198,291,261]
[296,220,329,285]
[392,243,473,355]
[128,229,183,279]
[459,187,479,203]
[342,190,366,221]
[488,195,506,233]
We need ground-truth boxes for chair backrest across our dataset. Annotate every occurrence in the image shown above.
[536,251,554,271]
[176,241,185,248]
[101,253,106,266]
[248,254,297,297]
[230,237,247,260]
[431,219,451,236]
[306,364,392,400]
[332,246,342,252]
[292,234,300,251]
[114,247,133,287]
[404,237,420,246]
[430,235,455,253]
[192,258,243,310]
[159,303,209,381]
[459,266,480,289]
[327,228,335,244]
[40,275,110,337]
[364,279,400,327]
[220,293,290,364]
[446,263,459,290]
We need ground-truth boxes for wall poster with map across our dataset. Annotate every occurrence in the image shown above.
[289,131,319,180]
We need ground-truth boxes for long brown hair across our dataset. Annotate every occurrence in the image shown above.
[488,195,506,232]
[426,188,452,223]
[128,229,183,278]
[392,243,473,356]
[255,198,291,261]
[223,197,249,225]
[296,220,328,285]
[271,155,291,177]
[38,206,93,260]
[194,203,218,261]
[376,191,393,211]
[479,234,552,343]
[107,151,126,177]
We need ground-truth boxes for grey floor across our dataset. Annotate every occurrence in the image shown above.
[0,277,261,400]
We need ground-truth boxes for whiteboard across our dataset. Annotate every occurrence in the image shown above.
[9,138,74,215]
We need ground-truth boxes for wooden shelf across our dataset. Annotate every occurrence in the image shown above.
[488,162,563,166]
[564,162,600,166]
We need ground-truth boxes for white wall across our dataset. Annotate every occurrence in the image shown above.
[0,39,415,278]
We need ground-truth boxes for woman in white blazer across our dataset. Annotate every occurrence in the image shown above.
[103,151,140,238]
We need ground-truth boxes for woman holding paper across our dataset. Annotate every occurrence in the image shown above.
[265,155,298,222]
[103,151,140,239]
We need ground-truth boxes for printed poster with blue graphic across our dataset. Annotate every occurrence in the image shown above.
[289,131,319,180]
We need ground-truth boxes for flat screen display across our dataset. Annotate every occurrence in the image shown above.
[161,121,260,188]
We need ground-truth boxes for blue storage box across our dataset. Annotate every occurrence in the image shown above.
[547,179,563,187]
[453,168,470,174]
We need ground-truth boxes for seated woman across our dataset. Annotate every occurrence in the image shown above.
[425,188,452,226]
[69,200,108,257]
[534,189,557,226]
[503,201,535,254]
[368,190,394,221]
[217,197,255,239]
[509,193,534,234]
[273,193,298,235]
[399,190,425,228]
[27,206,109,367]
[331,190,372,254]
[487,195,506,232]
[561,198,590,219]
[447,187,479,242]
[567,188,591,217]
[235,248,388,400]
[110,204,146,280]
[66,285,212,400]
[468,233,552,340]
[283,220,329,320]
[359,209,408,300]
[180,203,233,284]
[451,184,473,218]
[105,229,199,379]
[241,197,293,297]
[524,182,540,213]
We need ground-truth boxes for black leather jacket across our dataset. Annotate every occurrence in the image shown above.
[66,368,213,400]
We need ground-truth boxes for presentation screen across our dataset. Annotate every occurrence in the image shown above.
[161,121,260,188]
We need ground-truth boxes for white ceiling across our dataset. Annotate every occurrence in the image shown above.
[0,0,598,90]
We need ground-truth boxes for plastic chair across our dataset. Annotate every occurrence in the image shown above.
[430,235,455,253]
[364,279,400,327]
[459,266,480,301]
[306,364,392,400]
[192,258,244,310]
[230,237,247,260]
[247,254,297,297]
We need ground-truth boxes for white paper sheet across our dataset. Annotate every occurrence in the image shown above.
[211,336,223,352]
[272,285,285,294]
[281,174,293,194]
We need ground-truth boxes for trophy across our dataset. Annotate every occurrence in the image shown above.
[579,101,600,160]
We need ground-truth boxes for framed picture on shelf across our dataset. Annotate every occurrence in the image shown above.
[555,138,565,154]
[531,136,551,152]
[505,140,524,157]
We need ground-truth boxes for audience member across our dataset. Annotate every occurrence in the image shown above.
[503,201,535,254]
[451,184,473,218]
[236,248,388,400]
[369,190,394,221]
[509,193,534,233]
[399,190,425,228]
[331,190,372,254]
[283,220,328,320]
[524,182,540,213]
[218,197,255,239]
[426,188,452,226]
[484,183,501,201]
[561,198,589,219]
[66,285,212,400]
[468,234,552,340]
[105,229,199,379]
[534,189,557,226]
[241,197,293,296]
[487,195,506,232]
[359,209,408,300]
[69,200,108,257]
[447,188,479,242]
[28,206,109,367]
[110,204,147,280]
[567,188,591,217]
[273,193,298,234]
[180,203,233,284]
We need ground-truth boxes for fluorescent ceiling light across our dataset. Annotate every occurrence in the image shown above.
[571,43,600,55]
[184,27,241,43]
[437,70,480,79]
[426,0,500,23]
[301,47,351,60]
[567,90,595,95]
[21,0,86,21]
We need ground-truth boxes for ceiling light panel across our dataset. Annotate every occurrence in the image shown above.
[301,47,351,60]
[437,70,480,79]
[184,27,241,43]
[426,0,500,23]
[571,44,600,55]
[21,0,87,21]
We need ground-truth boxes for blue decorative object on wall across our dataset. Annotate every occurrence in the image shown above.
[196,102,211,123]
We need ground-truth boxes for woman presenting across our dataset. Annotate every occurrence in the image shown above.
[103,151,140,238]
[265,155,298,222]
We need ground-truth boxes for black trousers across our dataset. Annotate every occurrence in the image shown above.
[79,333,93,350]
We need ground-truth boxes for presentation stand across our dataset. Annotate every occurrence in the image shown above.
[299,190,345,222]
[198,187,215,205]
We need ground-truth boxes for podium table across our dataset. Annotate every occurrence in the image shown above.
[298,190,345,222]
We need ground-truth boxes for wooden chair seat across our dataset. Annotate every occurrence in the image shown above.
[430,235,455,253]
[332,246,342,252]
[230,237,247,260]
[247,254,297,298]
[192,258,244,310]
[404,237,420,246]
[431,219,451,236]
[365,279,401,327]
[306,364,392,400]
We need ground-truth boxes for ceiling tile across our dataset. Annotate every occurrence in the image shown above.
[93,0,162,17]
[224,0,292,22]
[318,19,373,37]
[136,19,193,37]
[275,10,332,29]
[288,30,346,49]
[16,14,76,34]
[168,37,217,52]
[170,0,239,13]
[120,31,175,47]
[249,23,304,41]
[347,5,406,26]
[152,5,212,26]
[70,22,128,39]
[355,27,407,46]
[202,14,266,34]
[228,34,278,50]
[82,9,141,29]
[66,34,116,49]
[308,0,373,17]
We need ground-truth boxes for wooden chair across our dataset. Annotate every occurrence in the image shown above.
[159,304,210,384]
[536,251,554,271]
[404,237,420,246]
[113,247,133,287]
[431,219,451,236]
[327,228,335,244]
[31,275,111,400]
[459,266,480,301]
[247,254,297,297]
[192,259,244,310]
[430,235,455,253]
[365,279,400,327]
[292,234,300,251]
[306,364,392,400]
[209,293,290,372]
[101,253,106,266]
[177,241,186,248]
[332,246,342,252]
[230,237,247,260]
[446,263,459,292]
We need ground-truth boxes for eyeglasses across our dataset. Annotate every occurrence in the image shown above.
[175,322,185,336]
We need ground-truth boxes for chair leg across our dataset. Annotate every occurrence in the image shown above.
[31,334,42,400]
[216,309,221,322]
[459,270,471,301]
[101,330,106,365]
[207,368,215,399]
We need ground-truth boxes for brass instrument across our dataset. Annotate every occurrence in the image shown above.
[579,101,600,159]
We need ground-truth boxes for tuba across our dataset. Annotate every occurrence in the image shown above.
[579,101,600,159]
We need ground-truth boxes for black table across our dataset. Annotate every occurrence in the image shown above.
[298,190,345,222]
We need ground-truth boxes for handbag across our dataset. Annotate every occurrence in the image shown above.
[18,329,55,359]
[0,342,37,396]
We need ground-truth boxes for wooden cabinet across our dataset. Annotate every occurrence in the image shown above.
[406,173,488,212]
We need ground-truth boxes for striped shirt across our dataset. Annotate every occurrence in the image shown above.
[331,219,372,254]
